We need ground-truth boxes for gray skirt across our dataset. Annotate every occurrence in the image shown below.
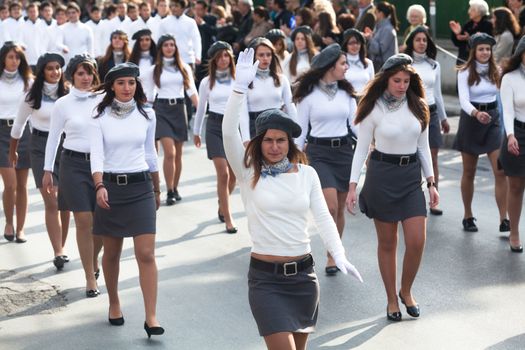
[428,106,443,149]
[306,140,353,193]
[93,174,156,237]
[0,123,30,169]
[453,109,502,155]
[58,150,95,212]
[248,258,319,337]
[30,131,60,188]
[359,155,426,222]
[205,112,226,159]
[499,121,525,177]
[154,100,188,142]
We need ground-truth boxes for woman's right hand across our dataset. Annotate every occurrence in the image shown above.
[508,134,520,156]
[476,111,492,124]
[42,171,55,194]
[345,187,358,215]
[96,187,110,210]
[232,48,259,94]
[449,21,461,35]
[194,135,201,148]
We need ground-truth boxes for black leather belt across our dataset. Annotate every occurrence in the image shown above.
[250,254,314,276]
[63,149,90,161]
[208,112,223,121]
[103,171,150,185]
[32,129,49,137]
[471,101,497,112]
[155,98,184,105]
[515,120,525,129]
[0,119,14,127]
[307,135,350,148]
[428,104,437,113]
[371,150,418,166]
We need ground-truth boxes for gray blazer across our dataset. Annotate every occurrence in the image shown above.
[368,18,398,71]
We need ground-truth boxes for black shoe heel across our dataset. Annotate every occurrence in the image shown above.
[53,256,66,270]
[109,315,125,326]
[386,307,402,322]
[144,322,164,338]
[4,233,14,242]
[399,291,420,317]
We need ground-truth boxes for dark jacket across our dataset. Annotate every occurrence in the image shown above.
[355,4,375,32]
[450,16,493,64]
[236,10,254,46]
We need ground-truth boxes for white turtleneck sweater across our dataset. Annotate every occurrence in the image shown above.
[412,53,447,122]
[142,59,197,102]
[344,53,375,95]
[158,14,202,64]
[59,21,95,63]
[282,51,312,84]
[457,61,499,115]
[501,67,525,136]
[0,71,28,120]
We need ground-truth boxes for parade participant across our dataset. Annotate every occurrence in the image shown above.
[265,29,289,65]
[129,29,157,77]
[145,34,198,205]
[498,36,525,252]
[399,4,427,52]
[294,43,358,275]
[0,41,32,243]
[347,54,438,321]
[405,26,450,216]
[364,1,399,71]
[193,42,237,233]
[341,28,374,95]
[9,53,70,268]
[241,37,296,142]
[59,2,95,63]
[43,54,103,297]
[282,26,317,84]
[90,62,163,337]
[453,33,509,233]
[224,47,362,350]
[97,30,131,82]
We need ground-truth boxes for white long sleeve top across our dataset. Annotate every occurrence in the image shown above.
[222,91,346,257]
[158,14,202,64]
[193,75,233,136]
[11,95,56,139]
[240,74,297,142]
[2,17,24,43]
[142,63,197,102]
[60,21,95,63]
[501,69,525,136]
[21,19,47,65]
[90,105,158,173]
[0,73,27,120]
[282,51,311,84]
[44,87,102,171]
[457,63,499,115]
[295,87,358,149]
[86,19,108,57]
[412,58,447,121]
[350,101,433,184]
[344,54,375,95]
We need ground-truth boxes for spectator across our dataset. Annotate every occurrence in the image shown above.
[506,0,525,31]
[337,13,356,32]
[314,11,340,48]
[272,0,294,30]
[194,0,218,84]
[365,1,399,71]
[243,6,273,47]
[332,0,348,17]
[492,7,521,65]
[355,0,375,32]
[399,4,427,52]
[295,7,315,28]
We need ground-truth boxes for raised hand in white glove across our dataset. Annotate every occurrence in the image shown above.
[233,48,259,94]
[333,252,364,283]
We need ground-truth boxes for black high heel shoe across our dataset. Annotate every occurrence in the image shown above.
[386,307,402,322]
[4,233,14,241]
[399,291,420,318]
[109,314,125,326]
[144,322,164,338]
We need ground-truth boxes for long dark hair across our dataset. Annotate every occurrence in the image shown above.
[26,61,68,110]
[153,37,189,89]
[98,31,131,79]
[355,64,429,130]
[342,31,368,68]
[250,42,282,88]
[71,61,101,88]
[208,49,235,90]
[129,34,157,65]
[492,7,520,37]
[376,1,399,31]
[293,54,355,103]
[404,28,437,60]
[501,53,523,78]
[0,45,32,91]
[289,32,317,77]
[93,78,149,119]
[458,43,500,87]
[243,132,308,188]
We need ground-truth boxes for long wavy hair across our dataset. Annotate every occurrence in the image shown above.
[93,77,149,119]
[250,42,282,89]
[153,37,189,89]
[0,44,32,91]
[355,64,429,130]
[404,28,437,60]
[208,49,235,90]
[289,32,317,77]
[71,61,101,88]
[98,31,131,79]
[458,43,500,87]
[129,34,157,65]
[26,61,68,110]
[501,53,524,78]
[244,132,308,188]
[342,31,369,68]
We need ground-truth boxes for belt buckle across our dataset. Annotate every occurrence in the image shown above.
[330,138,341,148]
[283,262,298,276]
[116,174,128,185]
[478,103,488,112]
[168,98,177,105]
[399,156,410,166]
[6,119,14,127]
[84,153,90,161]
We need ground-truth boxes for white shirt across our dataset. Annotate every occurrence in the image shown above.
[158,14,202,64]
[59,21,95,63]
[412,57,447,121]
[128,17,154,46]
[86,19,108,57]
[193,75,233,136]
[12,95,57,138]
[344,54,374,95]
[501,68,525,136]
[2,16,25,43]
[296,87,358,149]
[0,72,27,120]
[222,91,346,257]
[148,14,167,42]
[21,18,47,65]
[90,104,158,173]
[143,63,197,101]
[350,101,433,184]
[44,87,102,171]
[282,51,311,84]
[457,62,499,115]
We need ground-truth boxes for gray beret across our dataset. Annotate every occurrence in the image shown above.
[265,29,286,42]
[469,32,496,48]
[35,53,65,76]
[311,43,343,70]
[513,35,525,58]
[110,29,127,41]
[132,28,152,41]
[65,54,97,82]
[157,34,176,48]
[343,28,365,45]
[207,41,232,59]
[291,26,313,41]
[380,53,413,72]
[104,62,140,83]
[405,26,429,45]
[248,37,274,50]
[0,41,20,57]
[255,109,302,138]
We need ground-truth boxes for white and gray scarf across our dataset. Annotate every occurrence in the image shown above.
[256,68,271,79]
[1,69,20,84]
[381,91,406,112]
[215,69,231,84]
[318,80,338,99]
[43,82,59,100]
[261,157,293,178]
[110,98,136,119]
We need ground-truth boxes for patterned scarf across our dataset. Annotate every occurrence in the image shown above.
[71,86,92,100]
[261,157,293,178]
[476,62,490,79]
[113,51,125,65]
[110,98,136,119]
[381,91,406,112]
[413,52,437,69]
[318,80,338,99]
[346,53,363,68]
[256,68,271,79]
[215,69,231,84]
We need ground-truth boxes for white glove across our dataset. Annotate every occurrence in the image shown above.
[233,48,259,94]
[333,252,363,283]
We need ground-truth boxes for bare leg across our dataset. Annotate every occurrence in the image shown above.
[460,152,479,219]
[134,233,160,327]
[60,210,70,247]
[213,157,236,228]
[374,219,400,313]
[39,187,64,256]
[507,177,525,247]
[430,148,442,211]
[399,216,426,306]
[322,188,341,268]
[227,163,236,194]
[487,150,508,222]
[93,235,103,273]
[264,332,296,350]
[160,137,175,191]
[14,169,29,240]
[102,236,124,318]
[173,141,184,190]
[292,333,309,350]
[73,211,97,291]
[1,168,17,237]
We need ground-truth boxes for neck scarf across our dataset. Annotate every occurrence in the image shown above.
[113,51,124,65]
[346,53,362,68]
[256,68,270,79]
[318,80,338,99]
[381,91,407,112]
[413,52,437,69]
[43,82,59,100]
[261,157,293,178]
[476,61,490,79]
[110,98,136,119]
[141,51,151,58]
[71,86,92,100]
[215,69,231,84]
[298,49,308,56]
[1,69,20,84]
[163,57,177,73]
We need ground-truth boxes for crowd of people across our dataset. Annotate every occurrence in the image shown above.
[1,0,525,348]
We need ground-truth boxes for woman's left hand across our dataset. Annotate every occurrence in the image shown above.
[428,185,439,209]
[441,120,450,134]
[155,192,160,210]
[8,150,18,168]
[194,135,201,148]
[333,253,364,282]
[96,187,110,210]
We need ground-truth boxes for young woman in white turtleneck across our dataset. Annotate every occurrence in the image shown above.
[97,30,131,82]
[129,30,157,79]
[342,29,374,96]
[282,26,317,84]
[0,43,32,243]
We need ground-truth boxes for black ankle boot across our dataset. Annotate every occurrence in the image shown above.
[166,190,176,206]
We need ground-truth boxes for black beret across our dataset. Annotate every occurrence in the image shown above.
[405,26,429,45]
[469,32,496,48]
[291,26,313,42]
[248,37,274,50]
[342,28,365,45]
[207,41,232,58]
[0,41,20,57]
[132,28,152,41]
[110,29,128,40]
[265,29,286,42]
[104,62,140,83]
[157,34,176,48]
[35,53,65,76]
[311,43,343,70]
[380,53,413,72]
[255,109,302,138]
[65,54,97,81]
[513,35,525,58]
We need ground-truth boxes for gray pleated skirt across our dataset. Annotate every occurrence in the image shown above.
[248,259,319,337]
[93,176,156,237]
[30,131,60,188]
[306,141,353,193]
[428,106,443,149]
[154,100,188,142]
[453,109,502,155]
[205,112,226,159]
[359,156,427,222]
[499,121,525,177]
[0,124,30,169]
[58,150,95,212]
